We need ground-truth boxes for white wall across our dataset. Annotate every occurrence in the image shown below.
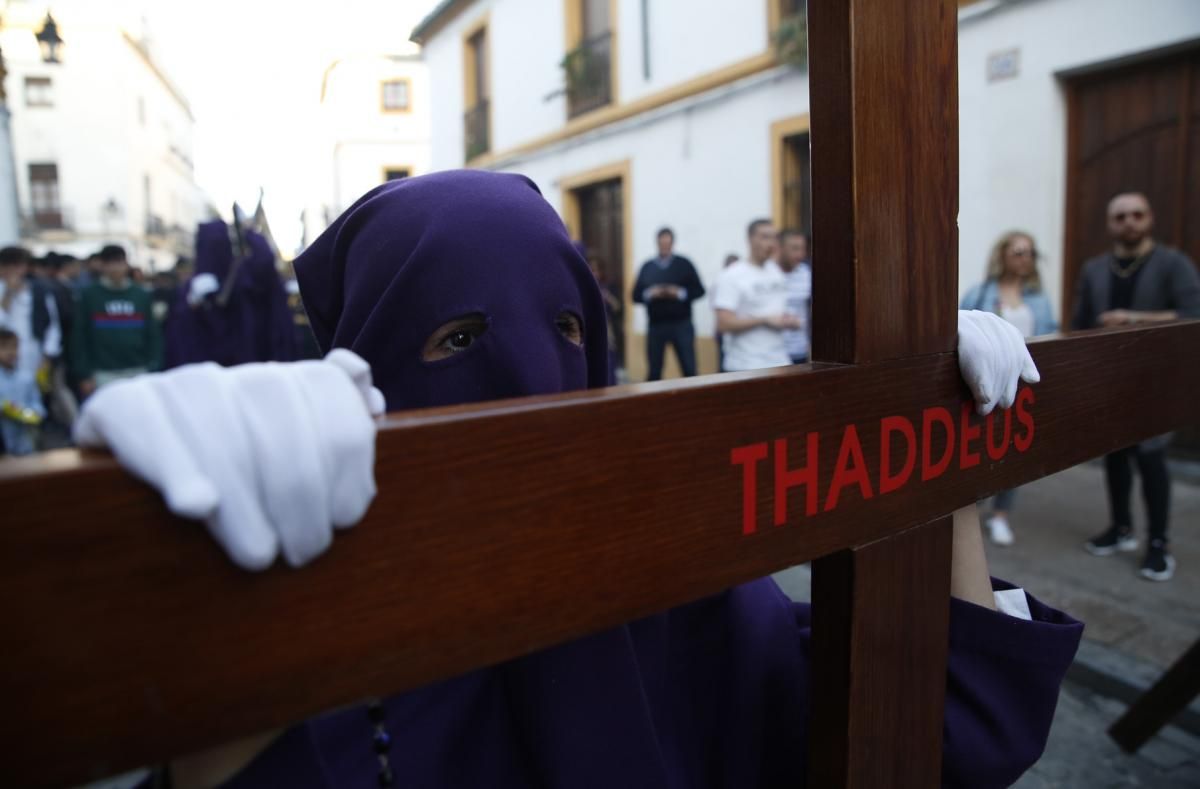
[617,0,770,104]
[422,0,776,168]
[957,0,1200,315]
[504,67,807,338]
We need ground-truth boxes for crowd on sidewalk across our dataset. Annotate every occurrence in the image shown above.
[0,221,319,460]
[616,191,1198,583]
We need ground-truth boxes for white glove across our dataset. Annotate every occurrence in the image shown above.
[74,350,386,570]
[957,310,1040,415]
[186,272,220,306]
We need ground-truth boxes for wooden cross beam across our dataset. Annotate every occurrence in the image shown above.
[0,1,1194,787]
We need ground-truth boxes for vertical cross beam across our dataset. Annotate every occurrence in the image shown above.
[806,0,960,785]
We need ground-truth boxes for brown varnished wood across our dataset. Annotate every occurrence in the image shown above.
[807,1,960,785]
[2,322,1198,787]
[810,520,953,786]
[1109,637,1200,753]
[808,0,959,365]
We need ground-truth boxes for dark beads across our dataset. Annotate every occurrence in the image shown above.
[372,730,392,754]
[377,765,395,787]
[367,702,386,724]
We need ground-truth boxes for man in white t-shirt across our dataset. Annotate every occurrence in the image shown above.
[711,219,802,372]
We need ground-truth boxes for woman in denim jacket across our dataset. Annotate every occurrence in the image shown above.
[961,231,1058,546]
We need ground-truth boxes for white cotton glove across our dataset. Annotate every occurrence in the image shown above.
[957,310,1041,416]
[74,350,386,570]
[186,272,221,306]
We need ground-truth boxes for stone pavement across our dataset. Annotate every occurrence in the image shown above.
[771,460,1200,787]
[983,461,1200,673]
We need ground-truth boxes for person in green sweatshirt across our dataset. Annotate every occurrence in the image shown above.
[71,245,161,398]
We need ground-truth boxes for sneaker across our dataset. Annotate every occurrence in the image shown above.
[985,516,1014,546]
[1085,525,1139,556]
[1140,540,1176,582]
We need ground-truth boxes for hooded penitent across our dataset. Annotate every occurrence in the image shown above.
[203,171,1081,789]
[164,221,295,368]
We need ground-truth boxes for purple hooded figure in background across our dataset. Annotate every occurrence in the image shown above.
[151,171,1080,789]
[163,220,295,369]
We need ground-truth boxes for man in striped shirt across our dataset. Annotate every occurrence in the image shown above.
[778,230,811,364]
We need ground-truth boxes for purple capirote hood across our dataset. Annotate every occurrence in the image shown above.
[293,169,610,411]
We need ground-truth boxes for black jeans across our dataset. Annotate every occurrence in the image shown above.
[646,319,697,380]
[1104,446,1171,543]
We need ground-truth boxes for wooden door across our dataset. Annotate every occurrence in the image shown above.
[1064,45,1200,453]
[576,177,626,367]
[1063,46,1200,314]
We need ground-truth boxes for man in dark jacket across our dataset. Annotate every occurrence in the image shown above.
[1073,192,1200,582]
[631,227,705,380]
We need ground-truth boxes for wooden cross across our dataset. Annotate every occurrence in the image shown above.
[2,1,1196,786]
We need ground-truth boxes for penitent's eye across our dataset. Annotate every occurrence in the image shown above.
[422,314,489,361]
[556,311,584,347]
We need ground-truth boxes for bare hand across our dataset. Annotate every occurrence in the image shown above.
[1098,309,1135,327]
[765,314,803,330]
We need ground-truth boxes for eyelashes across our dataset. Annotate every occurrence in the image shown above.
[420,311,584,362]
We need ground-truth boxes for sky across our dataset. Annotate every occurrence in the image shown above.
[106,0,441,253]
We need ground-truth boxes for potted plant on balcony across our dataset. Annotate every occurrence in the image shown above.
[773,11,808,70]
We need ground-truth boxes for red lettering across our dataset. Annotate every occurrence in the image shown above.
[921,407,955,481]
[986,407,1012,461]
[879,416,917,494]
[732,443,769,535]
[959,404,982,470]
[825,424,874,511]
[1014,386,1035,452]
[774,433,820,525]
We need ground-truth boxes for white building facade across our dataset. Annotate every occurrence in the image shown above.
[416,0,1200,379]
[1,6,208,271]
[304,54,431,245]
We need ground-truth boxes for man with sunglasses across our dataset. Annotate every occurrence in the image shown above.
[1072,192,1200,581]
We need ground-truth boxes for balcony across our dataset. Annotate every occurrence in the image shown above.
[22,206,74,235]
[145,214,167,237]
[464,99,490,161]
[564,32,613,119]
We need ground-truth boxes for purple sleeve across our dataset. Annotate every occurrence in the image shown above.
[941,579,1083,788]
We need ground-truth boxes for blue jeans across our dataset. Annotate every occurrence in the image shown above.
[992,488,1017,513]
[646,320,696,380]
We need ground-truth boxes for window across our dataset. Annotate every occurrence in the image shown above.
[771,117,812,235]
[381,79,411,112]
[564,0,614,118]
[383,167,410,182]
[24,77,53,107]
[462,17,491,161]
[29,163,62,229]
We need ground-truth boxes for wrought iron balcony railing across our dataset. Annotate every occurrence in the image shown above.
[563,31,613,119]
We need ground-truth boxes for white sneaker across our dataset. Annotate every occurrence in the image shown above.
[986,516,1014,546]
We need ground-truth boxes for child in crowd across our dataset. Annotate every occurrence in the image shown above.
[0,328,45,456]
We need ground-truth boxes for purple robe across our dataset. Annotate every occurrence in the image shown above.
[159,172,1082,787]
[220,579,1080,788]
[164,221,295,368]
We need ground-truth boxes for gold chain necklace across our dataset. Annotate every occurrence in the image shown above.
[1110,249,1152,279]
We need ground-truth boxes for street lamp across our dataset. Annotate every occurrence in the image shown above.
[35,12,63,64]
